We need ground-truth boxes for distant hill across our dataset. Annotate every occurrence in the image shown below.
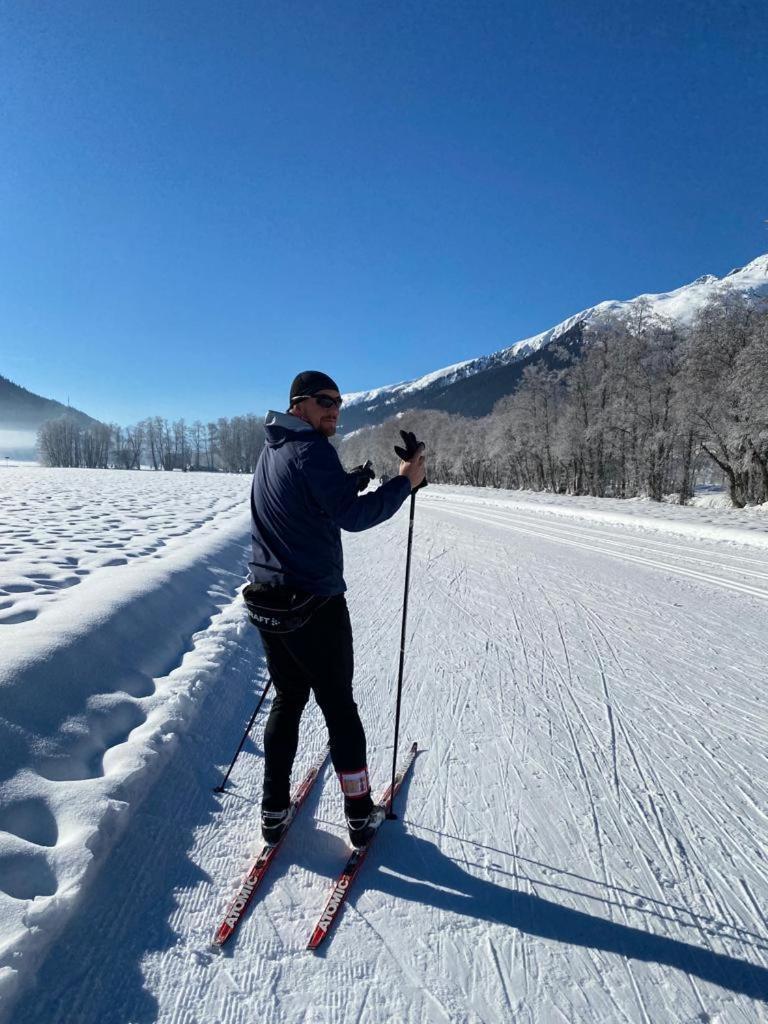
[0,375,98,431]
[0,376,100,459]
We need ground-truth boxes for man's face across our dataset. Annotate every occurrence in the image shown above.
[292,390,342,437]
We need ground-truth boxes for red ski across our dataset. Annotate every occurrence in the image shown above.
[213,745,329,947]
[307,741,418,951]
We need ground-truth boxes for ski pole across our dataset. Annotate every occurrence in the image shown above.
[387,490,417,819]
[214,678,272,793]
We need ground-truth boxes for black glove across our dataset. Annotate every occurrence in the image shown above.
[350,459,376,492]
[394,430,428,490]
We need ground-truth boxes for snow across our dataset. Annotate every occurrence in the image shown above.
[1,473,768,1022]
[0,466,251,1010]
[425,485,768,552]
[343,359,477,409]
[497,251,768,364]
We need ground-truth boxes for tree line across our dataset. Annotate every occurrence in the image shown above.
[37,294,767,505]
[341,295,768,508]
[38,415,266,474]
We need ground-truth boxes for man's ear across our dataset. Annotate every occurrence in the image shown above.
[290,404,309,423]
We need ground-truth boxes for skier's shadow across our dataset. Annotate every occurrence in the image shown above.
[413,823,768,953]
[368,823,768,1003]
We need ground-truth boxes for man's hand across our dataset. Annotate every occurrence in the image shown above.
[395,430,427,491]
[350,460,376,492]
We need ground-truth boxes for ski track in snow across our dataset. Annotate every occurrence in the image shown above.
[1,477,767,1023]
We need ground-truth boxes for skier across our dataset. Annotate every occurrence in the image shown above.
[245,370,426,848]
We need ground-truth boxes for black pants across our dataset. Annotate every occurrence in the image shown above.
[259,595,373,817]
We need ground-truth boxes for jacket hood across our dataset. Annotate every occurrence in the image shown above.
[264,410,316,448]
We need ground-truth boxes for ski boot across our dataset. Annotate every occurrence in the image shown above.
[345,804,386,849]
[261,805,295,846]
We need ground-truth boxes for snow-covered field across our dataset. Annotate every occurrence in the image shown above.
[1,468,767,1023]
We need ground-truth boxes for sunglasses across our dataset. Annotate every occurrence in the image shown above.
[294,393,343,409]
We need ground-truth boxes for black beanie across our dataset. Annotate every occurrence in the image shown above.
[289,370,340,406]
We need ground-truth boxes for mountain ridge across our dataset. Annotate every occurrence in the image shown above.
[0,376,99,459]
[339,252,768,433]
[0,375,98,431]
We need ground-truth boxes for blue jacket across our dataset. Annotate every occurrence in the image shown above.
[248,411,411,596]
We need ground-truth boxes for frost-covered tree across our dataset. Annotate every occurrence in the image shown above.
[682,294,768,506]
[338,300,767,505]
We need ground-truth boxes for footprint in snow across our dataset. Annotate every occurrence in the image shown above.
[0,798,58,847]
[0,851,58,900]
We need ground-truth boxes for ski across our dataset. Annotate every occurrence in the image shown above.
[307,741,418,951]
[212,745,329,947]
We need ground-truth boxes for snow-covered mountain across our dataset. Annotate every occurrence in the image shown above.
[340,253,768,432]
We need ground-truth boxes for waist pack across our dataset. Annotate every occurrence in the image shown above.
[242,582,328,634]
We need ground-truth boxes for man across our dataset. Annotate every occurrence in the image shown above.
[245,370,426,848]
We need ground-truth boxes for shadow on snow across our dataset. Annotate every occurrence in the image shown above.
[367,819,768,1004]
[11,634,273,1024]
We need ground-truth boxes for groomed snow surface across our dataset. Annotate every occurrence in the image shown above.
[1,466,767,1023]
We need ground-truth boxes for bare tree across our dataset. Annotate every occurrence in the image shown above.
[191,421,204,470]
[38,417,111,468]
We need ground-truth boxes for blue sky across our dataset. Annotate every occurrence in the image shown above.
[1,0,766,424]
